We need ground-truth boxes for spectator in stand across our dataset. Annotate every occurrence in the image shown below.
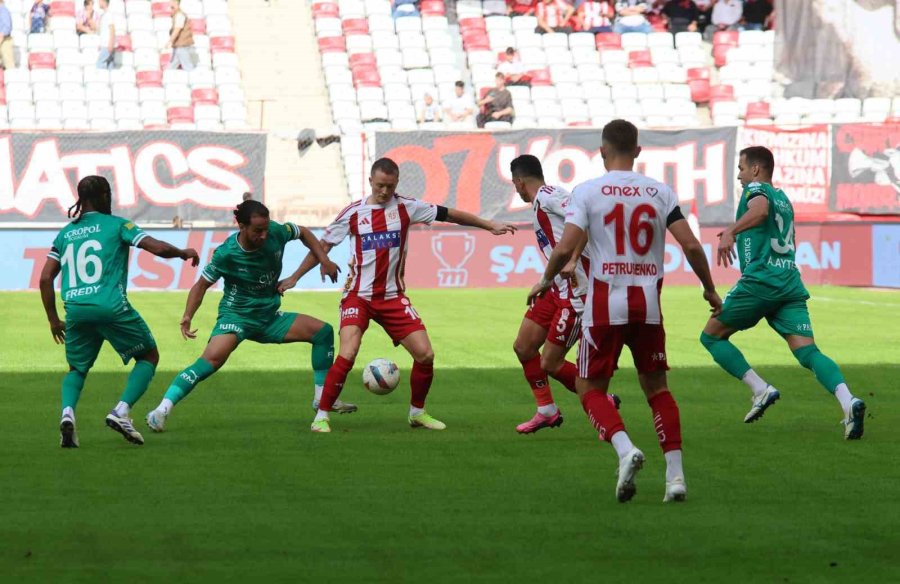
[392,0,419,18]
[536,0,575,34]
[613,1,653,34]
[0,0,14,70]
[96,0,116,69]
[740,0,772,30]
[417,93,443,124]
[662,0,699,33]
[576,0,614,32]
[477,73,515,128]
[497,47,530,86]
[27,0,50,34]
[444,81,476,128]
[508,0,538,16]
[705,0,742,39]
[166,0,196,71]
[694,0,712,32]
[76,0,100,35]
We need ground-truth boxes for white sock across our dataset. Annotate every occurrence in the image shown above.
[314,409,330,422]
[664,449,684,483]
[158,398,174,415]
[741,369,769,397]
[834,383,854,416]
[610,431,635,460]
[314,384,324,401]
[537,403,558,417]
[62,406,75,421]
[114,401,130,417]
[409,405,425,417]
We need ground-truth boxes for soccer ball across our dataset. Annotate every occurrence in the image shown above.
[362,359,400,395]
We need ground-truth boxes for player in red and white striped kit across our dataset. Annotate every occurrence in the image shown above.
[529,120,721,503]
[509,155,620,434]
[280,157,517,433]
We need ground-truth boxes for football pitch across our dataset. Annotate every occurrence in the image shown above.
[1,286,898,583]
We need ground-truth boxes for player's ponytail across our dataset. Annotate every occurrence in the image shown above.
[70,175,113,223]
[233,199,269,226]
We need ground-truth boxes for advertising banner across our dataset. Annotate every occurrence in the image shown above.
[738,125,831,214]
[831,123,900,214]
[375,128,738,224]
[0,131,267,224]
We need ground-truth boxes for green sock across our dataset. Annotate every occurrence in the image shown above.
[310,323,334,387]
[61,371,86,411]
[700,332,752,380]
[164,358,216,405]
[792,344,845,395]
[120,360,156,407]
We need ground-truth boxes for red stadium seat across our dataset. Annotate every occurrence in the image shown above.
[628,50,653,68]
[192,88,219,105]
[28,52,56,69]
[352,68,381,87]
[159,53,171,68]
[713,30,739,47]
[312,2,340,18]
[595,32,622,50]
[745,101,771,120]
[349,52,376,67]
[458,17,486,32]
[0,86,6,106]
[342,18,369,35]
[189,19,206,34]
[686,67,710,81]
[688,78,710,102]
[318,36,346,53]
[712,44,733,67]
[528,68,552,86]
[136,70,163,87]
[709,84,734,101]
[167,106,194,123]
[116,35,133,52]
[151,1,173,17]
[50,1,75,17]
[210,36,236,53]
[568,121,591,127]
[420,0,446,16]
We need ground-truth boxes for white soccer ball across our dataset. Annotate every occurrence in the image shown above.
[362,358,400,395]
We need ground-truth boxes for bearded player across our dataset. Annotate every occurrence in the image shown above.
[700,146,867,439]
[509,154,620,434]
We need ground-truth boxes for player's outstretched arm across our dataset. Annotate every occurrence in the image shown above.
[527,223,583,305]
[298,227,341,283]
[669,219,722,316]
[442,208,518,235]
[716,195,768,267]
[39,258,65,344]
[138,236,200,266]
[278,242,336,294]
[180,277,214,340]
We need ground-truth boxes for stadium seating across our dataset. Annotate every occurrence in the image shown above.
[0,0,247,130]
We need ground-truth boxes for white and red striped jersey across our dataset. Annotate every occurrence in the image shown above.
[579,0,613,29]
[533,185,589,313]
[566,170,680,326]
[322,195,438,300]
[536,0,569,27]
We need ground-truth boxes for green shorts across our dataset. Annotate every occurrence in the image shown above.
[210,311,298,344]
[718,282,814,338]
[65,305,157,374]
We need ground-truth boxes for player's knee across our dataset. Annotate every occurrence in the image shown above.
[699,331,720,351]
[415,348,435,365]
[539,352,563,374]
[512,339,537,362]
[138,347,160,367]
[314,322,334,345]
[792,344,818,369]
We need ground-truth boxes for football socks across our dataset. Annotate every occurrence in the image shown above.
[61,370,86,413]
[410,360,434,409]
[163,358,216,405]
[700,332,753,379]
[319,355,354,412]
[310,323,334,388]
[648,390,682,453]
[119,359,156,407]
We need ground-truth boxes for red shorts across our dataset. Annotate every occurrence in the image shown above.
[578,324,669,380]
[339,295,426,346]
[525,289,581,349]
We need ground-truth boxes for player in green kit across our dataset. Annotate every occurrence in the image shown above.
[699,146,867,439]
[39,176,200,448]
[145,199,347,432]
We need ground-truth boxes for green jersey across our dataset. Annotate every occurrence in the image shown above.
[201,221,303,318]
[735,182,808,301]
[48,212,148,310]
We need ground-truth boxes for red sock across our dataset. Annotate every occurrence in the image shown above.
[410,361,434,408]
[520,355,554,406]
[580,389,625,442]
[648,390,682,452]
[319,356,354,412]
[549,361,578,394]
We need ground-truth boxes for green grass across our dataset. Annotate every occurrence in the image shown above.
[1,286,898,583]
